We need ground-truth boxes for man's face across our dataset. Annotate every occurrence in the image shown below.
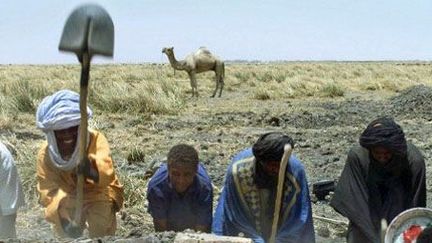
[168,163,197,194]
[370,146,393,165]
[54,126,78,160]
[262,160,280,177]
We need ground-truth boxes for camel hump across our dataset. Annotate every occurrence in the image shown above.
[197,47,212,56]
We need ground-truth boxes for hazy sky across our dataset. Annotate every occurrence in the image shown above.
[1,0,431,64]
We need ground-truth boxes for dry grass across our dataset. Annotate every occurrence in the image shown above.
[230,62,432,99]
[1,62,430,120]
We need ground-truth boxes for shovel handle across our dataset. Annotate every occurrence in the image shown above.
[72,52,90,228]
[269,144,293,243]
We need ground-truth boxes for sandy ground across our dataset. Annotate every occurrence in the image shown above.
[10,84,432,242]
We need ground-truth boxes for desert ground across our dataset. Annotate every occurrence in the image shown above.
[1,62,432,242]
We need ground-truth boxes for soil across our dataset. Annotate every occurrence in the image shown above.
[10,84,432,242]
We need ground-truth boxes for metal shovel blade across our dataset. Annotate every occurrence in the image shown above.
[59,4,114,58]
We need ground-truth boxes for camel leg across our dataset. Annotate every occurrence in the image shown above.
[211,73,219,98]
[188,73,194,97]
[188,72,197,97]
[189,71,198,97]
[218,77,224,97]
[192,72,199,97]
[218,62,225,97]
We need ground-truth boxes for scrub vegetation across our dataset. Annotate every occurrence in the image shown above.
[1,61,432,241]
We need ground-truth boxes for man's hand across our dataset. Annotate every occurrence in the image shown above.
[61,219,83,238]
[78,157,99,183]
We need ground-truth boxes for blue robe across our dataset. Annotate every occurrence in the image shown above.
[213,148,315,243]
[147,163,213,231]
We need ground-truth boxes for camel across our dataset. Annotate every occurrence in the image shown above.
[162,47,225,97]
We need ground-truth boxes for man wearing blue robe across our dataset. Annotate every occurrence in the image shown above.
[213,132,315,243]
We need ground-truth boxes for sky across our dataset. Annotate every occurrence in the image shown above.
[0,0,431,64]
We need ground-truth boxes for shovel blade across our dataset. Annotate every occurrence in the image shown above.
[59,4,114,58]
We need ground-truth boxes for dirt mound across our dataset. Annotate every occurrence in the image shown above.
[262,99,388,129]
[390,85,432,120]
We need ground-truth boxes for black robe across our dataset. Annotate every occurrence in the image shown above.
[330,143,426,243]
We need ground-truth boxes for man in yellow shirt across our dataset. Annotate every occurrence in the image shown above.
[36,89,123,238]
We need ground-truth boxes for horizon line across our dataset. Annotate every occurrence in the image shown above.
[1,59,431,66]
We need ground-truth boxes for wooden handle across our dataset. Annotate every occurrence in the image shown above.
[269,144,293,243]
[72,52,90,228]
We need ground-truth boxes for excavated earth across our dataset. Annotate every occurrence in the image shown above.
[10,84,432,242]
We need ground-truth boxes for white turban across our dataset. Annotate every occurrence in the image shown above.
[36,89,92,171]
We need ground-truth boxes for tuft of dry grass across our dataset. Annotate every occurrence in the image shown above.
[320,83,345,97]
[127,147,146,163]
[89,79,184,114]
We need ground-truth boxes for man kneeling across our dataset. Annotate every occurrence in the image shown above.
[36,90,124,238]
[147,144,213,232]
[213,132,315,243]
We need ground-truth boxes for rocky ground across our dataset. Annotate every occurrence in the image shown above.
[10,84,432,242]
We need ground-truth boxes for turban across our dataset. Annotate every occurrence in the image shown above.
[252,132,295,188]
[252,132,294,164]
[36,89,92,131]
[359,117,407,156]
[36,89,92,171]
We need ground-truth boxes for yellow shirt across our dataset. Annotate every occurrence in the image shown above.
[36,129,123,226]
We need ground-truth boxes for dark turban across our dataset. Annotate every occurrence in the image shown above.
[252,132,295,164]
[359,117,407,156]
[252,132,295,188]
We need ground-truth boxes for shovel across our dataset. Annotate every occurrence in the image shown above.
[58,3,114,238]
[269,144,293,243]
